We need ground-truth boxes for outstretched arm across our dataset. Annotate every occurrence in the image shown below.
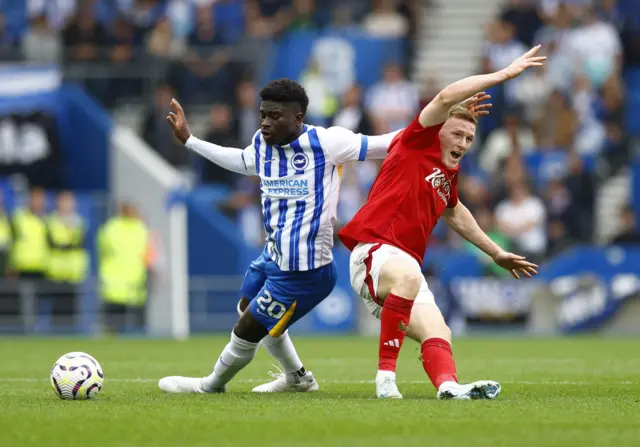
[167,99,253,175]
[419,45,546,127]
[442,202,538,279]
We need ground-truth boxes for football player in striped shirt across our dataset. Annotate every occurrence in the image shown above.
[159,79,400,394]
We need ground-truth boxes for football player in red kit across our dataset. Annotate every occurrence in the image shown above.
[338,46,545,400]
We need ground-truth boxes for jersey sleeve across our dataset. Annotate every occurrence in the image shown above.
[321,126,398,164]
[400,115,444,150]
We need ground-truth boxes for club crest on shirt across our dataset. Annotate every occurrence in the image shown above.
[425,167,452,205]
[291,152,310,171]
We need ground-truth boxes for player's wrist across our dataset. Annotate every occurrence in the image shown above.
[184,133,195,146]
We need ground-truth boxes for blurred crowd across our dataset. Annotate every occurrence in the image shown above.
[0,0,418,107]
[3,0,640,269]
[450,0,640,271]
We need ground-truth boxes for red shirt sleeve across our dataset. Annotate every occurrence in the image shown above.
[400,115,444,150]
[446,175,459,209]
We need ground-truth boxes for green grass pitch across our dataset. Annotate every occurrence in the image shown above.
[0,335,638,447]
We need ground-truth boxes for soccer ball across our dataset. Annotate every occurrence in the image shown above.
[50,352,104,400]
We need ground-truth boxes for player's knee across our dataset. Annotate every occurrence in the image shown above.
[391,272,422,299]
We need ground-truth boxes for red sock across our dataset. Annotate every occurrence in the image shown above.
[378,293,414,372]
[421,338,458,389]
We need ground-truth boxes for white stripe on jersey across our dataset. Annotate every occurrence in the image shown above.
[248,124,369,272]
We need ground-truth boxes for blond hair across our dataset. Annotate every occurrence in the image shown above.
[448,104,477,125]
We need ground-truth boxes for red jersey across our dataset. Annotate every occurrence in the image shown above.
[338,117,459,266]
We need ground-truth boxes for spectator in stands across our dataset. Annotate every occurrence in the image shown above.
[27,0,77,30]
[480,106,536,174]
[463,207,513,277]
[201,104,239,186]
[331,84,374,135]
[235,80,260,145]
[532,90,577,150]
[611,205,640,245]
[326,4,361,35]
[572,74,606,155]
[511,58,553,122]
[546,219,575,258]
[285,0,319,32]
[22,14,61,64]
[362,0,410,39]
[458,175,492,214]
[564,2,622,88]
[600,118,631,176]
[46,191,87,330]
[564,151,595,241]
[544,177,572,230]
[142,83,189,168]
[483,19,528,74]
[500,0,542,47]
[106,15,140,105]
[62,4,108,104]
[366,63,418,133]
[495,182,547,262]
[180,5,233,104]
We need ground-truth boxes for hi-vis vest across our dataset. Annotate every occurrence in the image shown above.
[0,212,11,251]
[47,213,88,284]
[10,209,48,273]
[98,217,149,306]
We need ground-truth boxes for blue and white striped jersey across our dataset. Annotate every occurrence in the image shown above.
[239,124,393,272]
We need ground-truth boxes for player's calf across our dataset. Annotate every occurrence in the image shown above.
[373,258,423,398]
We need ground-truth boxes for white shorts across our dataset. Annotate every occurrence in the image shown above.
[349,242,436,319]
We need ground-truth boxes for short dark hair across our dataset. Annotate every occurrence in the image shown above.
[260,79,309,115]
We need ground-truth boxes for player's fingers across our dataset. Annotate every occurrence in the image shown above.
[511,269,520,280]
[170,98,183,114]
[527,267,539,275]
[524,44,542,57]
[166,116,177,129]
[515,259,536,268]
[169,112,178,121]
[520,268,532,278]
[475,103,492,110]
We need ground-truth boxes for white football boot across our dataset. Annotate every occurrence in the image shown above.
[158,376,226,394]
[437,380,501,400]
[375,370,403,399]
[252,365,319,393]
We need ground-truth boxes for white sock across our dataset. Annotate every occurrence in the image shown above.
[201,332,259,391]
[262,331,304,382]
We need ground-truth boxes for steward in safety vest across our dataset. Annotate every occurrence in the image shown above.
[9,187,48,279]
[0,190,12,276]
[98,202,151,332]
[47,191,88,285]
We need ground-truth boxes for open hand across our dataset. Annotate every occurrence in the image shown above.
[166,98,191,145]
[492,251,539,279]
[502,45,546,80]
[461,92,492,118]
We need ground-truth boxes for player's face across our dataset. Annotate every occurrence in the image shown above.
[260,101,303,146]
[439,118,476,169]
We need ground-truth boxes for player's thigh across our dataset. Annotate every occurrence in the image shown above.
[376,252,424,301]
[248,261,337,337]
[238,255,269,315]
[405,279,451,344]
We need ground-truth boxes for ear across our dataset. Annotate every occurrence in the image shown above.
[295,112,304,125]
